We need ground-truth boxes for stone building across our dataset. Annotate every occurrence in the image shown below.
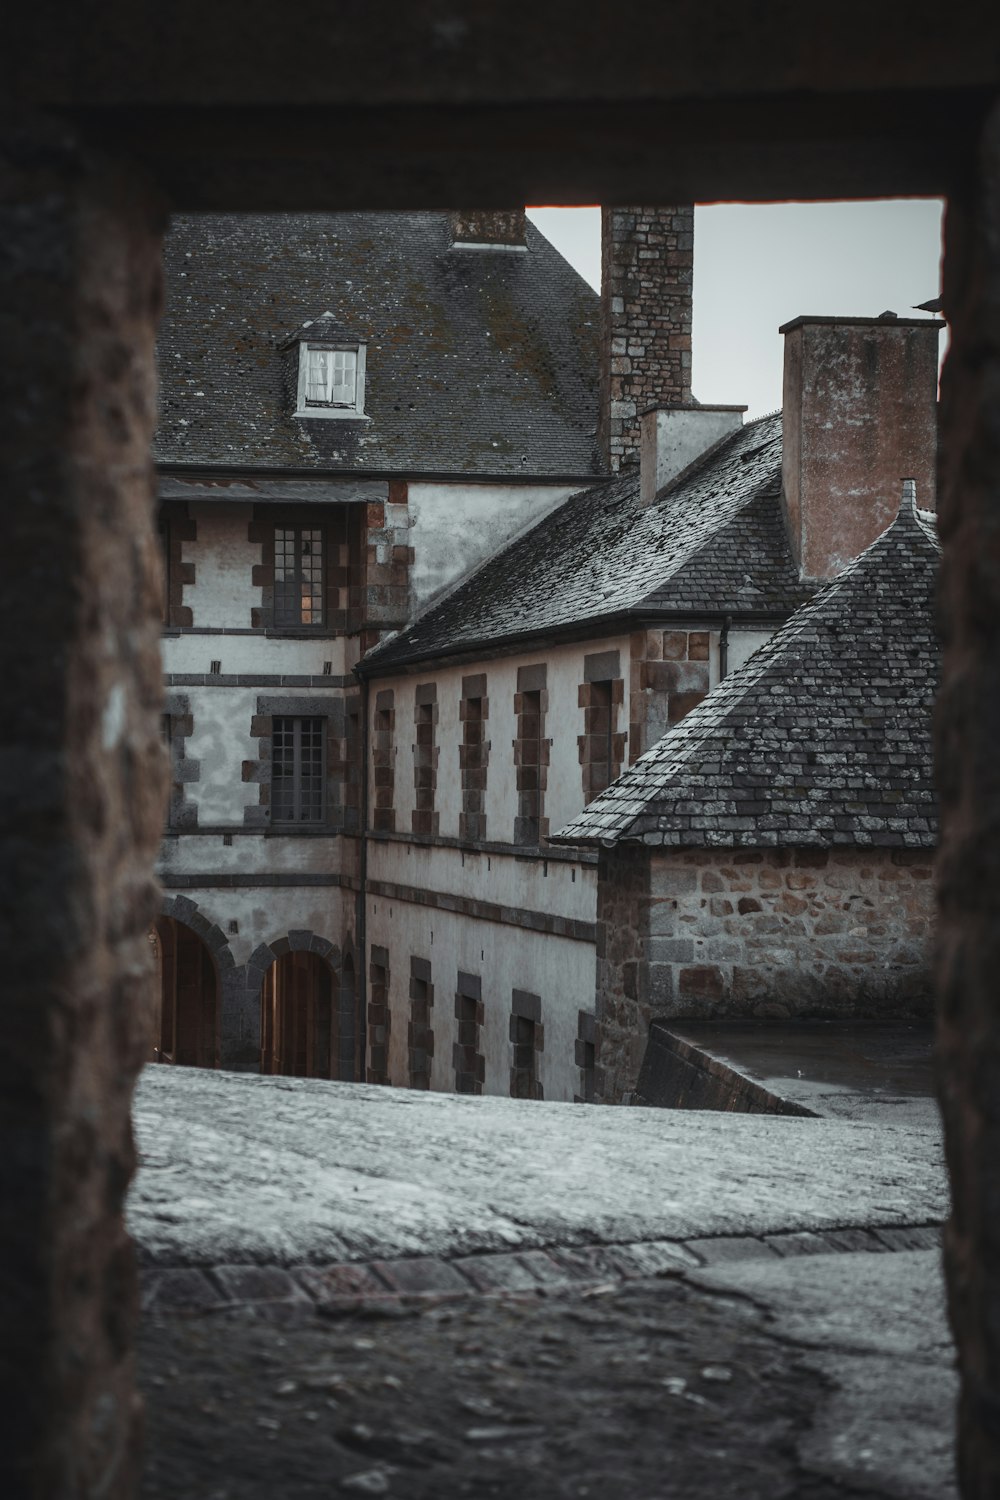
[152,208,605,1073]
[556,486,940,1102]
[357,310,941,1103]
[150,194,942,1106]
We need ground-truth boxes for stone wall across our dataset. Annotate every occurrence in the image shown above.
[594,845,934,1103]
[599,206,693,473]
[628,626,710,760]
[593,847,653,1105]
[1,127,167,1500]
[935,98,1000,1497]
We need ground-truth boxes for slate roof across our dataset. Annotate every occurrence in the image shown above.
[154,213,601,478]
[553,496,940,850]
[363,411,812,672]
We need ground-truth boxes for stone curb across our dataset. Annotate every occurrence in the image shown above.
[140,1222,942,1318]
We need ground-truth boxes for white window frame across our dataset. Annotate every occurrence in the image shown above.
[294,341,368,420]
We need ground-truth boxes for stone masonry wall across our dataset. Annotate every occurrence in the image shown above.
[647,848,935,1022]
[599,206,693,473]
[629,627,710,761]
[1,125,168,1499]
[935,99,1000,1498]
[595,846,934,1104]
[593,847,653,1106]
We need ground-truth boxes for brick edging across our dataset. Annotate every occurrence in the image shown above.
[141,1222,942,1318]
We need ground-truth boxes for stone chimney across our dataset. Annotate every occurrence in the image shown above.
[639,404,747,506]
[599,206,694,473]
[780,313,941,580]
[450,210,527,250]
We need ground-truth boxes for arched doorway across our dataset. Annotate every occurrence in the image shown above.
[260,950,334,1078]
[152,916,219,1068]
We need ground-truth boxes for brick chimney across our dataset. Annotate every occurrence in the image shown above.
[450,210,527,250]
[779,314,941,580]
[599,206,694,473]
[639,403,747,506]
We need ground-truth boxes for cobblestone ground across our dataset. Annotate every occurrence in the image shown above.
[140,1269,902,1499]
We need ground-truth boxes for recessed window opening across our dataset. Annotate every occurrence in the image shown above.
[272,716,325,824]
[275,526,324,627]
[305,346,357,407]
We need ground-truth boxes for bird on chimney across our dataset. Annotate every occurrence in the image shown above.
[913,296,943,314]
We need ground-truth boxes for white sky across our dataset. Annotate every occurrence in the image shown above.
[527,202,945,419]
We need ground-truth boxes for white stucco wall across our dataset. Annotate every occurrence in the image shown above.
[723,627,777,679]
[162,633,348,677]
[366,839,596,926]
[165,885,351,969]
[184,504,259,630]
[406,482,594,615]
[366,882,597,1103]
[370,634,633,846]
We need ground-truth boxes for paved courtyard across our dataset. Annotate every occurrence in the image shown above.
[132,1066,956,1498]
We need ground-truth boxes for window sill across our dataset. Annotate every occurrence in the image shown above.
[293,408,371,422]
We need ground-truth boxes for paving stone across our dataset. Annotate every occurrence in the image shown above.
[371,1257,470,1295]
[212,1265,311,1304]
[764,1231,834,1257]
[295,1264,392,1301]
[814,1227,888,1254]
[608,1240,701,1277]
[451,1253,544,1293]
[550,1246,625,1281]
[143,1268,227,1313]
[683,1236,780,1266]
[515,1250,576,1286]
[873,1224,942,1252]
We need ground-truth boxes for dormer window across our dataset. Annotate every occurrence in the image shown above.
[288,315,368,420]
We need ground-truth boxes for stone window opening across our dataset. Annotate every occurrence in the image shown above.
[580,651,625,799]
[294,339,368,419]
[274,526,324,628]
[372,689,396,833]
[271,716,325,825]
[514,665,549,845]
[412,684,439,836]
[453,971,485,1094]
[367,946,391,1084]
[459,673,490,841]
[408,957,434,1089]
[510,989,544,1100]
[575,1011,599,1103]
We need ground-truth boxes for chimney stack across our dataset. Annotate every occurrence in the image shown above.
[639,404,746,506]
[779,314,941,580]
[450,210,527,251]
[599,206,694,473]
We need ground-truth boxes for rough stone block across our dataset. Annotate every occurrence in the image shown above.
[212,1265,311,1304]
[371,1257,470,1294]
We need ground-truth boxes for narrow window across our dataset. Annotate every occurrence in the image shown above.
[274,526,324,627]
[408,958,435,1090]
[575,1011,599,1103]
[412,685,439,836]
[271,716,325,825]
[453,973,484,1095]
[510,989,544,1100]
[460,674,489,841]
[515,686,545,844]
[584,680,615,801]
[372,690,396,833]
[367,947,390,1084]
